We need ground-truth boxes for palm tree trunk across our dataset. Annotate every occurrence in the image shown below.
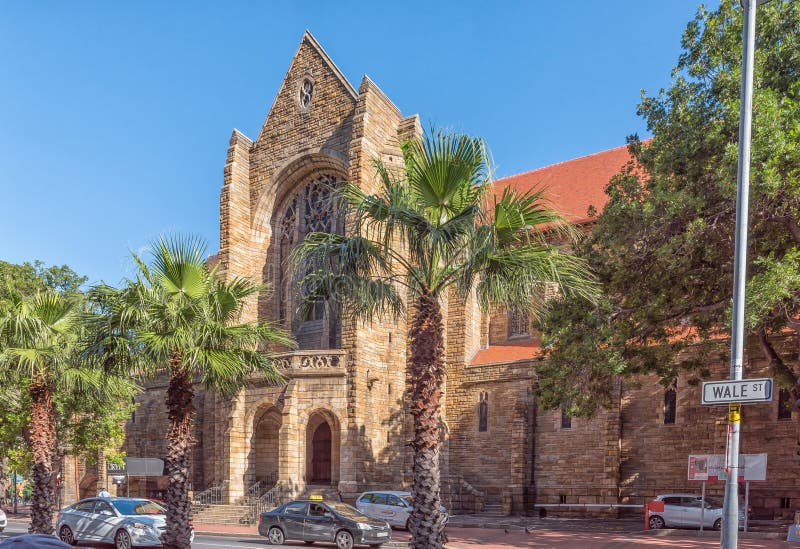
[408,293,446,549]
[0,456,9,510]
[162,352,195,549]
[28,381,56,534]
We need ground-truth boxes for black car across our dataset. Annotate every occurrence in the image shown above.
[258,499,392,549]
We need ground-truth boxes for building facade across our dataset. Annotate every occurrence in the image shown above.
[90,32,800,518]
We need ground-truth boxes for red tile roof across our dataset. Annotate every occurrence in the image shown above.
[492,143,637,225]
[474,144,640,367]
[470,339,543,366]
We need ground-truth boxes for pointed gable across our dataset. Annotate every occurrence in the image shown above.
[250,31,358,205]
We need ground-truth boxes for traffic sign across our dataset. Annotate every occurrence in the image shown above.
[701,378,772,405]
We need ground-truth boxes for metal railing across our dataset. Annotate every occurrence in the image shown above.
[192,481,228,506]
[246,472,278,499]
[442,474,484,513]
[244,486,281,524]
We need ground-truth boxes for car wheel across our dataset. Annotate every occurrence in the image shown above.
[58,525,76,546]
[713,518,722,530]
[268,526,285,545]
[648,515,665,529]
[335,529,354,549]
[114,528,132,549]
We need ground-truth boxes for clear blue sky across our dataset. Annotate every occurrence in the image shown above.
[0,0,720,286]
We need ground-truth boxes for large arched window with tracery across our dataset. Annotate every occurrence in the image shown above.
[276,172,343,349]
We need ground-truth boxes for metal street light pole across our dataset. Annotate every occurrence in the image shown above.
[722,0,758,546]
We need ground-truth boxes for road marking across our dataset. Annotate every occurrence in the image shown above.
[192,539,268,549]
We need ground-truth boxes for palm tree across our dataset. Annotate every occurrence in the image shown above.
[89,236,293,549]
[293,129,597,548]
[0,292,133,534]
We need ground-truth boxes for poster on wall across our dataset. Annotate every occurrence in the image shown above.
[688,455,709,481]
[687,453,767,482]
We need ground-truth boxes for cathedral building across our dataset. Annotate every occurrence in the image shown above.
[68,32,799,520]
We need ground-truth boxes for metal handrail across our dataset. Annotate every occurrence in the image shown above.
[243,485,281,524]
[192,481,228,506]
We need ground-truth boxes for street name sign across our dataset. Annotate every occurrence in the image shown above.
[701,378,773,405]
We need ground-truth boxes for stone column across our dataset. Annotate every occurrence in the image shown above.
[277,404,300,500]
[224,393,247,503]
[60,455,79,506]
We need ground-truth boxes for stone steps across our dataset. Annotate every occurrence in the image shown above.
[481,504,506,517]
[191,503,251,525]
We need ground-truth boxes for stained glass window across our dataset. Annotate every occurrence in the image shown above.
[277,173,341,341]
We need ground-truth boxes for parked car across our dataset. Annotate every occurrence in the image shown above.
[55,497,194,548]
[259,498,392,549]
[0,508,6,532]
[355,491,448,530]
[0,534,74,547]
[648,493,747,530]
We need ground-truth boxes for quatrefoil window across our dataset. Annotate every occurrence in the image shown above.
[299,78,314,111]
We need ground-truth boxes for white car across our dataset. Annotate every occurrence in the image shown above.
[56,497,194,548]
[0,508,6,532]
[356,491,448,530]
[648,493,747,530]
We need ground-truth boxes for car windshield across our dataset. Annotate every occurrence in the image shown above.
[112,500,165,516]
[401,495,412,506]
[327,502,369,520]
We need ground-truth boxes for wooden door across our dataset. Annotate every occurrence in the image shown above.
[311,422,332,483]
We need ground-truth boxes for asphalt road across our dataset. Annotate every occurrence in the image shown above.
[0,522,299,548]
[2,521,794,548]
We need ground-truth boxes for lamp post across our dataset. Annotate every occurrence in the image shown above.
[722,0,761,546]
[11,470,17,515]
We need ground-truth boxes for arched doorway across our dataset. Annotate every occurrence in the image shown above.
[310,422,332,483]
[305,410,340,485]
[247,406,282,490]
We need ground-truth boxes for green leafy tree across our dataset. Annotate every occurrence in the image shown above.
[89,236,292,549]
[0,261,130,519]
[537,0,800,415]
[293,130,596,548]
[0,261,86,307]
[0,292,135,533]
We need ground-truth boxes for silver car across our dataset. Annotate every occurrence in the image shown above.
[56,497,193,548]
[356,491,448,530]
[0,508,6,532]
[648,493,746,530]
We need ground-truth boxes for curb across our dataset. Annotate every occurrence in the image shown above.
[192,529,409,547]
[635,528,786,540]
[192,530,262,539]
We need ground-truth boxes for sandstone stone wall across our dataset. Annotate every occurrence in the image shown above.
[619,356,800,517]
[102,32,800,520]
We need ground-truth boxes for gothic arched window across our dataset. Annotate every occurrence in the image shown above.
[277,172,342,348]
[478,392,489,432]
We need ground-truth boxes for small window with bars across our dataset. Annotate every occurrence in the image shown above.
[778,388,793,420]
[478,392,488,432]
[508,308,530,339]
[664,388,677,424]
[561,401,572,429]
